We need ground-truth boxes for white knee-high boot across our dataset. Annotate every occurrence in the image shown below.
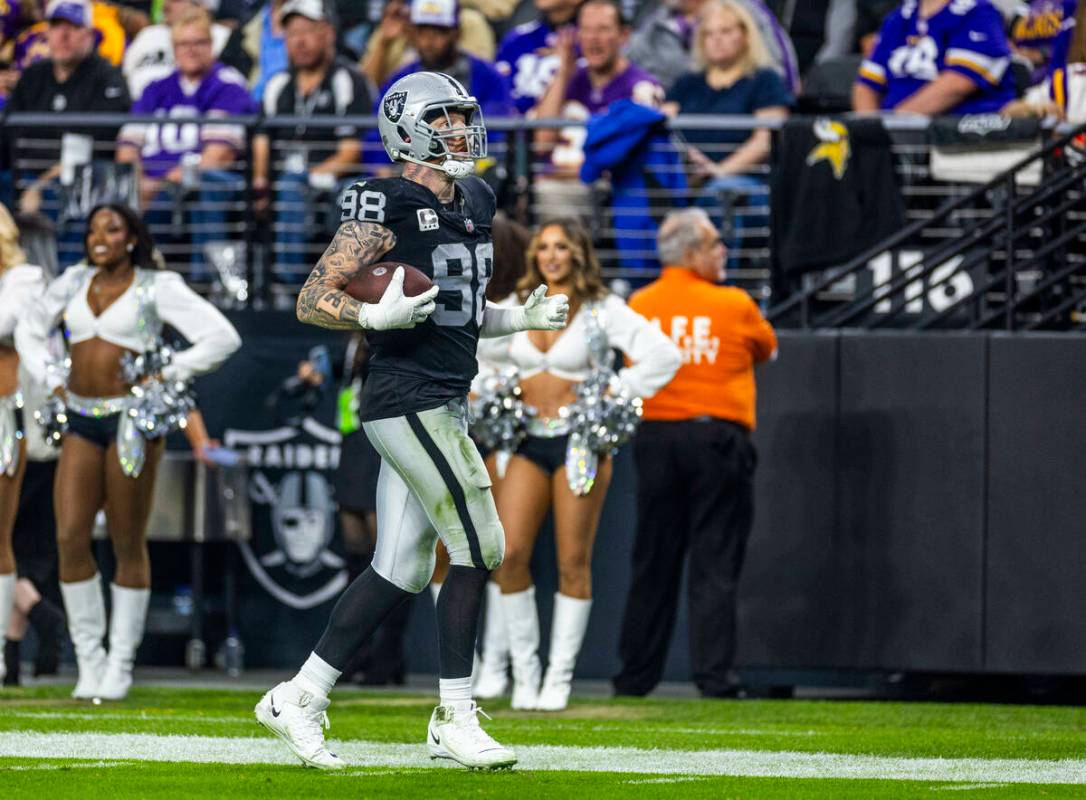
[60,574,108,699]
[0,573,13,684]
[473,581,510,698]
[500,586,541,710]
[96,584,150,701]
[536,593,592,711]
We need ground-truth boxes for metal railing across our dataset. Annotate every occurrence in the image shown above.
[768,122,1086,331]
[5,111,1064,321]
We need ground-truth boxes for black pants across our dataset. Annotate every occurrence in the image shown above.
[614,418,756,697]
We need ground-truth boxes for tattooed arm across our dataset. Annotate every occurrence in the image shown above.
[296,220,397,330]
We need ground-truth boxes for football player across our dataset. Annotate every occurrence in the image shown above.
[254,71,569,771]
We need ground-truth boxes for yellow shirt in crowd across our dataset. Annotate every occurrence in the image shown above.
[629,267,777,430]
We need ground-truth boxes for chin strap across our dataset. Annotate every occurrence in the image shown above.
[396,152,476,180]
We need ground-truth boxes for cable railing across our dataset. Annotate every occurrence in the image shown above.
[768,122,1086,332]
[4,111,1068,323]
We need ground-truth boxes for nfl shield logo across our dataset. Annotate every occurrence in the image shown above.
[383,91,408,123]
[465,219,474,233]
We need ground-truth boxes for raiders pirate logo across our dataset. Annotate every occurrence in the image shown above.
[225,417,347,610]
[383,90,408,123]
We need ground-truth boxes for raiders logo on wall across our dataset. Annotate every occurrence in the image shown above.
[225,417,347,610]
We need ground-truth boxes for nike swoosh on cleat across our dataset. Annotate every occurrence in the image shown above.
[430,730,440,745]
[270,695,282,718]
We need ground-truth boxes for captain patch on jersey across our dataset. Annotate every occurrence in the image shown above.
[857,0,1017,114]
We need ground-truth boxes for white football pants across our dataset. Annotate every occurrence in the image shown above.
[362,398,505,593]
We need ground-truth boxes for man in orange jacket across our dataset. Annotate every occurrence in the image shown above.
[613,207,776,698]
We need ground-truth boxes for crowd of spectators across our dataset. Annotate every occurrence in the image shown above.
[0,0,1081,280]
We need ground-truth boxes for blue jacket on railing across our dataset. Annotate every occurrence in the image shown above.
[581,99,688,271]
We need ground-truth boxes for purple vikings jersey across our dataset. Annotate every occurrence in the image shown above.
[564,62,663,116]
[13,22,49,70]
[118,62,255,178]
[1011,0,1077,83]
[858,0,1017,114]
[550,63,662,172]
[0,0,19,43]
[496,19,566,114]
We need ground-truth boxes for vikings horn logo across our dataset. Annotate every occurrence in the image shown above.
[807,119,851,180]
[383,91,408,123]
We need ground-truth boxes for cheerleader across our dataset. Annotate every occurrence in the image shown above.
[15,203,241,700]
[0,203,48,686]
[485,220,680,710]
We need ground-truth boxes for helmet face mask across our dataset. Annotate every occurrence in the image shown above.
[421,103,487,161]
[379,71,488,179]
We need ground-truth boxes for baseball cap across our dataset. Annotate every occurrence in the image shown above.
[280,0,335,25]
[45,0,92,27]
[410,0,458,28]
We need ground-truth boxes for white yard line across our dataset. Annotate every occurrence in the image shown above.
[6,711,243,724]
[0,732,1083,784]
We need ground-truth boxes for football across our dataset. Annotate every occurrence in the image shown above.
[344,262,434,305]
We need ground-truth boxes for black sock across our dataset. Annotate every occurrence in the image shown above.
[436,565,489,679]
[3,639,20,686]
[313,566,412,670]
[28,597,64,676]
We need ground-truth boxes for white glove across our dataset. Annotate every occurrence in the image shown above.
[358,266,439,331]
[520,284,569,331]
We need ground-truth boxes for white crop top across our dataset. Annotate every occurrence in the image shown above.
[16,265,242,391]
[0,264,46,347]
[478,293,680,399]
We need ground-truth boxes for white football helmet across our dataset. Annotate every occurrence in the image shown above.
[377,71,487,180]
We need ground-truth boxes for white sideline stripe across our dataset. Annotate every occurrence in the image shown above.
[0,732,1085,784]
[1,761,126,772]
[931,784,1007,792]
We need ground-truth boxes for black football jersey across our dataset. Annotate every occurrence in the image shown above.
[339,175,496,421]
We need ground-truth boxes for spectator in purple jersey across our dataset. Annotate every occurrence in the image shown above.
[531,0,663,228]
[854,0,1017,115]
[495,0,581,115]
[1009,0,1077,85]
[117,6,256,279]
[535,0,663,172]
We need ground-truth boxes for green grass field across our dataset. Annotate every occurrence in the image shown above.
[1,684,1084,797]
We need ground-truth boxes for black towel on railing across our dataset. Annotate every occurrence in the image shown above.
[770,117,905,277]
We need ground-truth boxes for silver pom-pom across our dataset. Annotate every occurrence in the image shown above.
[117,343,197,477]
[34,395,69,448]
[124,378,197,440]
[564,372,643,496]
[566,373,643,456]
[470,368,536,454]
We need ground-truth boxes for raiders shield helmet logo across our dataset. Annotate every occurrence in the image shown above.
[383,91,408,123]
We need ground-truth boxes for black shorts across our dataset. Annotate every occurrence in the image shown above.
[12,459,58,590]
[334,430,381,513]
[67,412,120,449]
[514,434,569,474]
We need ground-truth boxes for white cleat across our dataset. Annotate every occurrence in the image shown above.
[427,702,517,770]
[254,681,345,770]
